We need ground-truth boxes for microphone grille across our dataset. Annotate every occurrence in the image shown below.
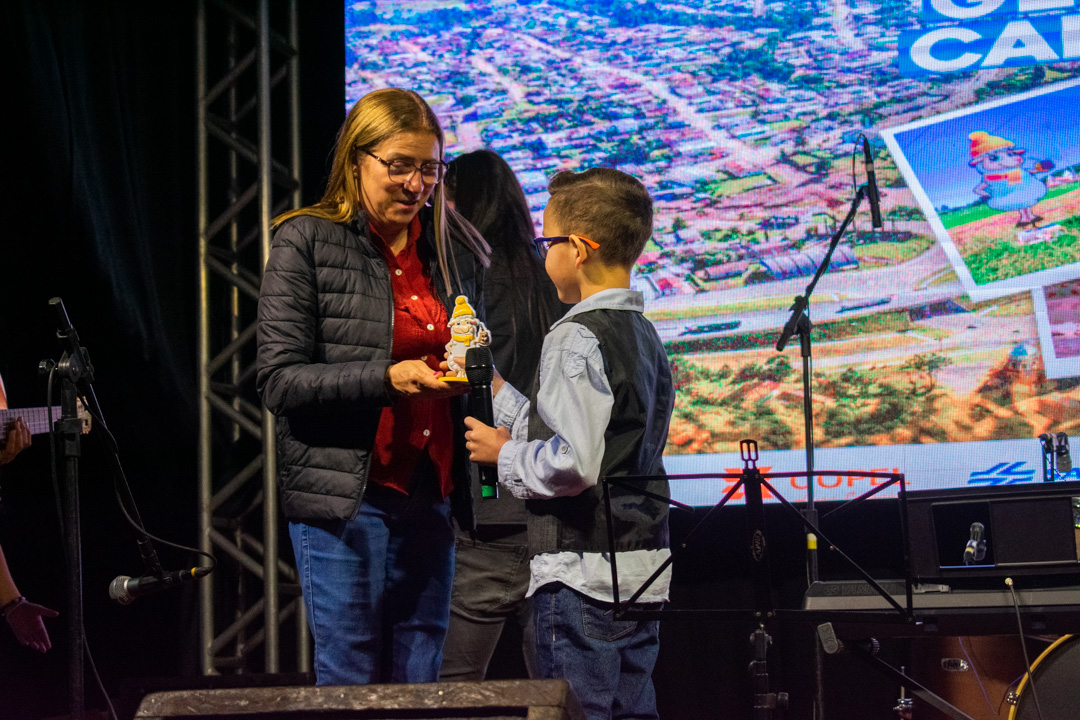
[109,576,134,605]
[464,346,494,383]
[1056,432,1072,473]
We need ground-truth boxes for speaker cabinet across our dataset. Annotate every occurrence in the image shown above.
[134,679,585,720]
[906,481,1080,584]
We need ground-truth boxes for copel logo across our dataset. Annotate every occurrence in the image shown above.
[721,468,900,501]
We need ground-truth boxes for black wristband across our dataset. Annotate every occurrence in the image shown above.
[1,596,25,618]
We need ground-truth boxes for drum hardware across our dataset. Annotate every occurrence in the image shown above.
[940,657,970,672]
[818,622,977,720]
[893,666,913,720]
[1005,634,1078,720]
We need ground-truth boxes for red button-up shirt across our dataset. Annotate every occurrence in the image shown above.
[368,217,454,498]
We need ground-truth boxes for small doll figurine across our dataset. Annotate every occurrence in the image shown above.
[442,295,491,382]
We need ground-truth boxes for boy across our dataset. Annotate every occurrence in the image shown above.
[464,168,674,720]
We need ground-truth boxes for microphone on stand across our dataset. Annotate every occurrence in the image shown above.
[1055,432,1072,474]
[109,567,211,605]
[863,137,883,230]
[963,522,986,565]
[465,346,499,499]
[49,297,96,385]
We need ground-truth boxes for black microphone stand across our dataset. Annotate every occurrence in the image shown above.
[775,184,868,719]
[41,298,167,720]
[42,299,95,720]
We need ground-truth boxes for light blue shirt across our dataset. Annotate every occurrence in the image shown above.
[493,287,671,603]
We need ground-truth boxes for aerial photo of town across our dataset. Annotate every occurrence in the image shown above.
[345,0,1080,469]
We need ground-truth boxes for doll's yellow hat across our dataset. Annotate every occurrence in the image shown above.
[451,295,476,319]
[969,130,1013,158]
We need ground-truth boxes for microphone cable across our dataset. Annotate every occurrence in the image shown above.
[72,392,217,572]
[1005,577,1047,720]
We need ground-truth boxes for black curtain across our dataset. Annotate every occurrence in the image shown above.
[1,2,199,718]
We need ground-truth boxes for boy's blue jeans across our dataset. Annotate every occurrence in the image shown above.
[289,477,454,685]
[532,583,661,720]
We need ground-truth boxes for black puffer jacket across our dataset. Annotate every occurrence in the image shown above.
[256,207,483,526]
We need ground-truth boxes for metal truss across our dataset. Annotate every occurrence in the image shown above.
[196,0,307,675]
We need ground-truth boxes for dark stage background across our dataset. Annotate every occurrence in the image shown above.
[0,3,917,719]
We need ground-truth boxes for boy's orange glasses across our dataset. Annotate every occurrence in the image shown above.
[533,234,599,260]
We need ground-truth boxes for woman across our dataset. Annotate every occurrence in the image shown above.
[439,149,568,681]
[256,88,489,685]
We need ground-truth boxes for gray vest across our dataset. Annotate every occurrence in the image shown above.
[526,308,674,557]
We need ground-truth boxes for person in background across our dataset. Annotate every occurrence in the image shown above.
[464,168,674,720]
[256,88,489,685]
[439,149,568,681]
[0,373,59,654]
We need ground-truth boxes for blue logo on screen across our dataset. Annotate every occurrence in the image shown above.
[968,462,1037,485]
[902,1,1080,77]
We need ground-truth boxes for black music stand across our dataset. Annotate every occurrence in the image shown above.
[600,440,979,720]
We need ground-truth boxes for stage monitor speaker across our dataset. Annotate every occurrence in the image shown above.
[906,480,1080,585]
[134,679,585,720]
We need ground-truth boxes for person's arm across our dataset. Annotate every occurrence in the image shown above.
[0,545,58,653]
[496,322,612,500]
[256,221,395,414]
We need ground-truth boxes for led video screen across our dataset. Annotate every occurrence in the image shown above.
[345,1,1080,505]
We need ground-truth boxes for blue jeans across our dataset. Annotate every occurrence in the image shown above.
[532,583,661,720]
[289,475,454,685]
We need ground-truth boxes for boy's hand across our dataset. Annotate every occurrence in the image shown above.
[464,416,512,466]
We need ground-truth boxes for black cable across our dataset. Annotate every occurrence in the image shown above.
[77,398,216,572]
[852,135,862,194]
[84,636,119,720]
[1006,577,1046,720]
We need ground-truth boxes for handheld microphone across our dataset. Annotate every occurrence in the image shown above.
[465,346,499,499]
[863,137,883,230]
[1055,432,1072,474]
[963,522,986,566]
[109,567,211,605]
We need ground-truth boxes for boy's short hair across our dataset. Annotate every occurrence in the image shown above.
[546,168,653,268]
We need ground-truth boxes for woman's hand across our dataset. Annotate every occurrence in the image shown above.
[0,417,31,465]
[5,598,58,653]
[386,360,469,399]
[464,416,512,466]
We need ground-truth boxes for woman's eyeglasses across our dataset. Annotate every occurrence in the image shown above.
[533,234,599,259]
[363,150,448,184]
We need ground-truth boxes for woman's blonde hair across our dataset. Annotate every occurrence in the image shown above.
[274,88,489,290]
